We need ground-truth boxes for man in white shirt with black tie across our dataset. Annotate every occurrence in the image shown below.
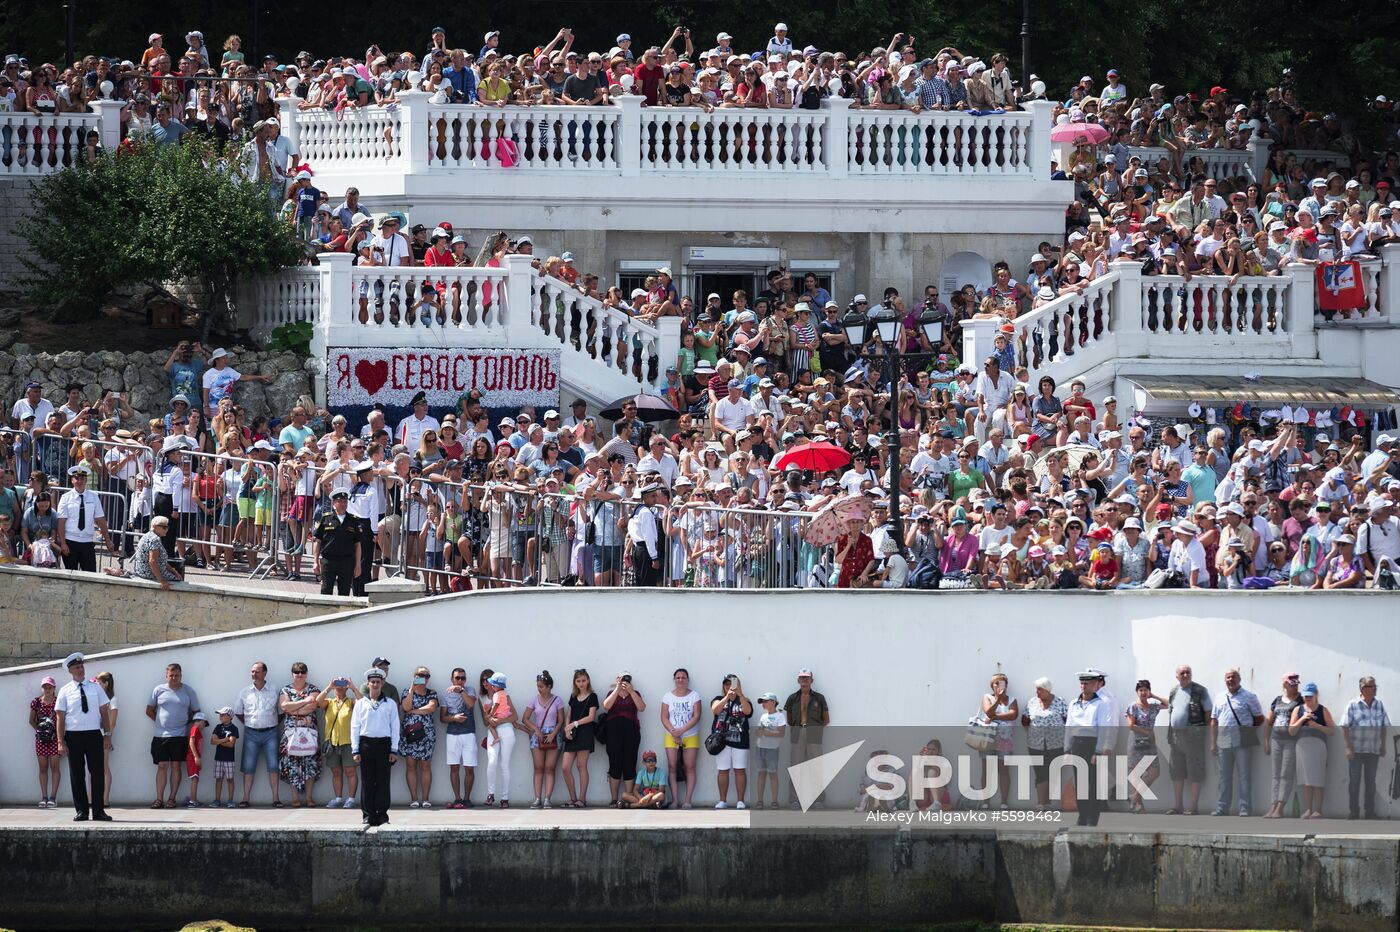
[351,667,400,826]
[627,482,662,586]
[54,652,113,821]
[347,462,382,596]
[56,465,114,572]
[1064,668,1115,826]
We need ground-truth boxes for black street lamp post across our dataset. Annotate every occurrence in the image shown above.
[840,304,945,553]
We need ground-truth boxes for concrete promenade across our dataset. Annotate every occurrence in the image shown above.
[1,807,1396,930]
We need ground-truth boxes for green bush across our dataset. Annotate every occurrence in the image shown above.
[267,321,313,356]
[17,138,303,327]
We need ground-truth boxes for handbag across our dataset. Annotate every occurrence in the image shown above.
[964,717,998,752]
[535,697,560,749]
[403,721,427,744]
[286,725,318,757]
[1228,693,1259,748]
[593,709,608,742]
[705,702,731,756]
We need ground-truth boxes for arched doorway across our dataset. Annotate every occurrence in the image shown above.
[939,251,992,296]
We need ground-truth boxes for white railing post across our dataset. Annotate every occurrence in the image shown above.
[615,94,642,178]
[502,254,539,344]
[1378,243,1400,325]
[1023,100,1055,181]
[1107,265,1145,357]
[1247,134,1270,183]
[275,96,301,163]
[1285,262,1317,359]
[821,96,851,179]
[962,317,998,368]
[90,99,124,150]
[313,253,353,405]
[656,314,682,378]
[396,90,431,175]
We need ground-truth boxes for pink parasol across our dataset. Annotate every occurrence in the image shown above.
[1050,122,1110,145]
[802,494,873,547]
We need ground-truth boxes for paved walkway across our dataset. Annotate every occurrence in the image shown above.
[3,805,1392,836]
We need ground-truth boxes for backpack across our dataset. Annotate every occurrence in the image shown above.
[799,86,823,110]
[35,714,56,743]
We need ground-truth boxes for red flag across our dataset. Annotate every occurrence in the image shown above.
[1316,261,1366,312]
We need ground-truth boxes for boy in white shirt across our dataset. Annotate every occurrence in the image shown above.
[753,692,787,808]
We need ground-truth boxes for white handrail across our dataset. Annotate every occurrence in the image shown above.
[0,111,101,176]
[281,96,1048,181]
[847,108,1033,176]
[1140,274,1291,337]
[1007,272,1120,379]
[531,273,668,390]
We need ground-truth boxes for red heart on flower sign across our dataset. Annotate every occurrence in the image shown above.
[354,359,389,396]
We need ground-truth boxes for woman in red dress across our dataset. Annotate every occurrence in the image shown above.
[835,519,875,588]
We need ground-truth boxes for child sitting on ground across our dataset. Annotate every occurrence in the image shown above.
[621,750,668,808]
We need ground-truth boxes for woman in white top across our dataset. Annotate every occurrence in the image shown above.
[1020,677,1067,810]
[660,669,703,809]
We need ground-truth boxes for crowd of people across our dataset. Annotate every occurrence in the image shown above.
[3,22,1389,182]
[4,323,1400,592]
[3,27,1400,593]
[34,651,1390,825]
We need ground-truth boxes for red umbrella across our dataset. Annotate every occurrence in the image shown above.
[773,441,852,473]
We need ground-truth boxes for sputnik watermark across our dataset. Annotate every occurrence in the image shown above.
[864,752,1159,805]
[785,740,1158,814]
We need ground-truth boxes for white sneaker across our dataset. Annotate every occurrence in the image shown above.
[342,797,356,809]
[715,801,728,809]
[327,797,344,808]
[736,801,748,810]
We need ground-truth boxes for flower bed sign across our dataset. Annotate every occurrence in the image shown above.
[328,347,561,411]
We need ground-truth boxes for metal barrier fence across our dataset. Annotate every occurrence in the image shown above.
[390,481,818,591]
[26,483,132,575]
[17,432,825,590]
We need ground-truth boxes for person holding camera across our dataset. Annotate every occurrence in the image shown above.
[710,674,754,809]
[603,672,645,806]
[318,676,358,809]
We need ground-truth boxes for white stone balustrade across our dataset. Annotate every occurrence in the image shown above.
[1124,138,1348,184]
[0,111,103,176]
[282,91,1053,184]
[297,253,681,404]
[247,267,321,342]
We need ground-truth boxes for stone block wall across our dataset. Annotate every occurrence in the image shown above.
[0,565,359,667]
[0,347,315,429]
[0,177,38,287]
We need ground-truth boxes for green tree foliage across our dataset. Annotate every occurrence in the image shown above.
[17,139,302,324]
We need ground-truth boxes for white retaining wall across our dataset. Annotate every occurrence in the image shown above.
[1,589,1395,813]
